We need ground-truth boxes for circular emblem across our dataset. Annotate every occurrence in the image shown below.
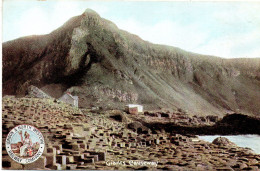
[5,124,45,164]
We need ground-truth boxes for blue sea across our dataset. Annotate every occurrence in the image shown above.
[199,134,260,154]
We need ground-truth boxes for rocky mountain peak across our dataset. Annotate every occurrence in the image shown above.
[84,8,101,17]
[2,9,260,116]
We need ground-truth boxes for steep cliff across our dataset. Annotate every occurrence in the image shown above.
[3,9,260,116]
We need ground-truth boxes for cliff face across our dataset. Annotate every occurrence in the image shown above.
[3,9,260,116]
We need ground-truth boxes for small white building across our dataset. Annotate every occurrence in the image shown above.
[125,104,143,114]
[59,92,78,107]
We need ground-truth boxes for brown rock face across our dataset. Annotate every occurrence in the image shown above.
[2,9,260,116]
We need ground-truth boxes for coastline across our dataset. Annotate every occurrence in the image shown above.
[2,96,260,170]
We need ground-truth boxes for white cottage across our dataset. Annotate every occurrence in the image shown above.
[125,104,143,114]
[59,92,78,107]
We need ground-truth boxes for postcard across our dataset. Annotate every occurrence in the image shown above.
[2,1,260,170]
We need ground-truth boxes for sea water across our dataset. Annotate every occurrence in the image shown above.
[198,134,260,154]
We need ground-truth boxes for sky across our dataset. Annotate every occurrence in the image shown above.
[2,0,260,58]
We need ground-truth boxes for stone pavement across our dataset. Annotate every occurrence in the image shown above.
[2,96,260,170]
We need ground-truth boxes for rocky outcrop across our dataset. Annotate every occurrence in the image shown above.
[2,9,260,116]
[212,137,237,147]
[137,113,260,135]
[27,85,53,99]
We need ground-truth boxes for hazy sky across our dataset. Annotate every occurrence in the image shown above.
[3,0,260,58]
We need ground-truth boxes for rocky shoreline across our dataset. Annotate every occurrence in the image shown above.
[2,96,260,170]
[130,111,260,135]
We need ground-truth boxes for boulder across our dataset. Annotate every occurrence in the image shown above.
[212,137,237,147]
[127,121,150,134]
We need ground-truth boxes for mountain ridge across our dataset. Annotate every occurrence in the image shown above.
[3,9,260,116]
